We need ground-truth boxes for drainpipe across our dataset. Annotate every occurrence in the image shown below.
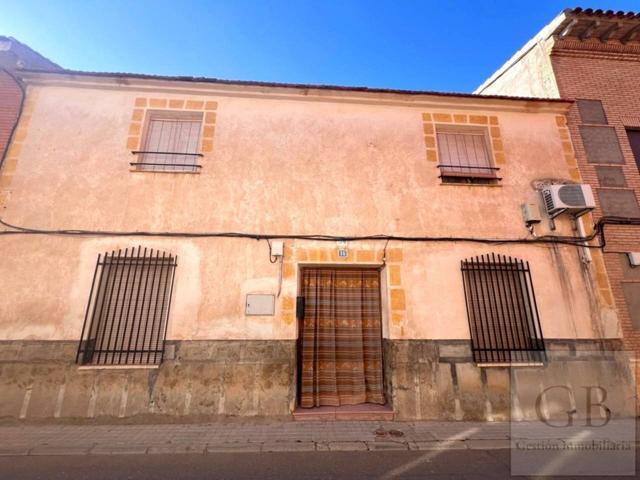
[572,215,592,264]
[0,67,26,172]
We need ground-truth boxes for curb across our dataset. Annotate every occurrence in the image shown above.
[3,438,638,456]
[0,439,514,456]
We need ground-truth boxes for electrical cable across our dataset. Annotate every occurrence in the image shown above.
[0,67,26,171]
[266,239,278,263]
[381,239,390,267]
[1,216,639,249]
[276,256,283,298]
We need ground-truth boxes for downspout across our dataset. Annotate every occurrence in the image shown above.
[0,67,26,172]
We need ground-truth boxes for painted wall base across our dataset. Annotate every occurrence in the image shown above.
[384,339,634,421]
[0,339,633,421]
[0,340,296,420]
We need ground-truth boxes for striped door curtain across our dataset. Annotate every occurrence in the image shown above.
[299,268,385,407]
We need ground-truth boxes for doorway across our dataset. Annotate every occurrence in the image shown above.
[297,267,385,408]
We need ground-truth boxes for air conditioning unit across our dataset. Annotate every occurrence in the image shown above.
[542,184,595,219]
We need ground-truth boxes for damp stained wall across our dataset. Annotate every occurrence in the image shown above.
[0,77,619,343]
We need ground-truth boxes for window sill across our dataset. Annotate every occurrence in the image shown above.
[77,364,160,370]
[129,168,201,175]
[476,362,544,368]
[439,182,502,187]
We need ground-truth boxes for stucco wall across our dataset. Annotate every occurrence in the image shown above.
[475,38,560,98]
[0,80,617,343]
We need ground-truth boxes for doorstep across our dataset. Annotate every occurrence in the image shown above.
[293,403,394,421]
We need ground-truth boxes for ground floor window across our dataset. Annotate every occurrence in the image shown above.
[461,253,545,364]
[76,247,177,366]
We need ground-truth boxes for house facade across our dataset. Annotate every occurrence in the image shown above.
[0,69,632,421]
[477,8,640,376]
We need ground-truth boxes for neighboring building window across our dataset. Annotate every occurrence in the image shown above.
[627,129,640,173]
[461,253,545,364]
[76,247,177,366]
[577,99,607,125]
[133,111,203,172]
[436,126,499,184]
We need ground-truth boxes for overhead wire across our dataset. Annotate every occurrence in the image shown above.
[1,216,639,249]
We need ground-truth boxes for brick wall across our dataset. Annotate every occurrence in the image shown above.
[551,42,640,353]
[0,69,23,165]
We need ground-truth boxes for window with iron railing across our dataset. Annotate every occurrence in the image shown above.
[131,111,204,172]
[461,253,545,365]
[436,126,500,184]
[76,247,177,366]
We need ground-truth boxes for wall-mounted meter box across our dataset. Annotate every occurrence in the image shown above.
[270,240,284,257]
[521,203,542,225]
[246,294,275,315]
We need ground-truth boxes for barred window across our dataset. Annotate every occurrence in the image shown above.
[132,111,203,172]
[436,126,499,184]
[77,247,177,366]
[461,253,545,364]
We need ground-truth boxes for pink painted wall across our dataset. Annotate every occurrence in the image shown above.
[0,75,619,342]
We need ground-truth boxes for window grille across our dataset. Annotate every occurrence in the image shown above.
[436,126,499,183]
[461,253,545,364]
[131,111,203,172]
[76,247,177,366]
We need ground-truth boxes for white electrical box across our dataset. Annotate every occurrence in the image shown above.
[270,240,284,257]
[246,294,275,316]
[628,252,640,267]
[521,203,542,225]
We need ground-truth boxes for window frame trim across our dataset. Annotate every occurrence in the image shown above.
[132,109,205,173]
[435,124,500,183]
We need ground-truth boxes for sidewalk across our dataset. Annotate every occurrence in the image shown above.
[0,421,510,455]
[0,420,636,456]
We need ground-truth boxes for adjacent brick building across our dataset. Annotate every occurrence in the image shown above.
[0,36,60,168]
[477,8,640,358]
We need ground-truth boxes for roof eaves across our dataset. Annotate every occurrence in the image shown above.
[19,68,573,105]
[565,7,640,20]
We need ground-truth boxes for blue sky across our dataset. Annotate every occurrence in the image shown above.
[1,1,638,92]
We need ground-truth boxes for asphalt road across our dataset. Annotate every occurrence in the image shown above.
[0,449,637,480]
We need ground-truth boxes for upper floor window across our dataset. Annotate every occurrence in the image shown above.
[132,111,204,173]
[436,125,500,184]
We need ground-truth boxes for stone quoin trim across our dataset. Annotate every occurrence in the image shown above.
[422,112,505,182]
[126,97,218,171]
[280,243,405,333]
[555,114,582,183]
